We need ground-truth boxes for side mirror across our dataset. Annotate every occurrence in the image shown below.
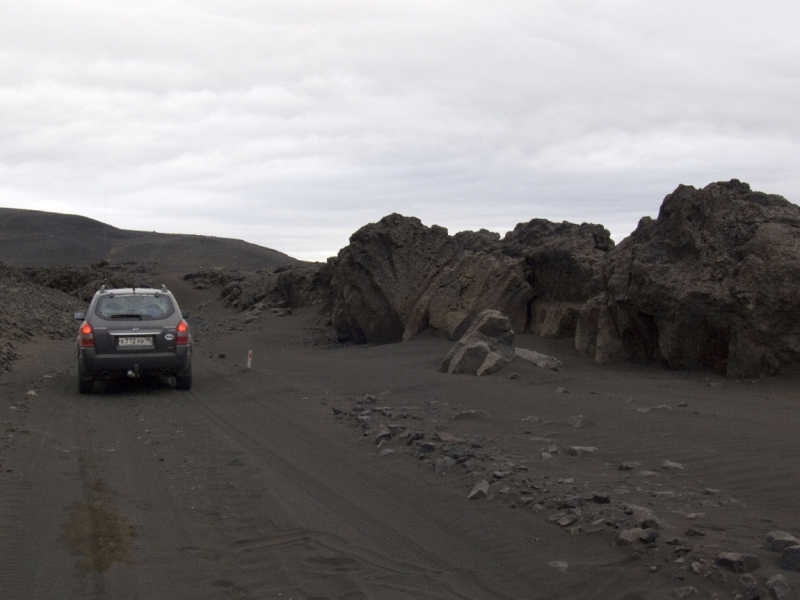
[181,310,190,319]
[73,312,86,320]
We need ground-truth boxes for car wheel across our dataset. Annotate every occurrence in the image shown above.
[78,359,94,394]
[176,371,192,390]
[78,377,94,394]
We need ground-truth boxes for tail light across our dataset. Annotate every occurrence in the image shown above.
[176,320,190,346]
[79,322,95,348]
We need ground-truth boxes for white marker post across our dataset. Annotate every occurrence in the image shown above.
[247,350,252,369]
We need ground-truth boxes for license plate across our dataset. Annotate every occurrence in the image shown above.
[118,336,153,347]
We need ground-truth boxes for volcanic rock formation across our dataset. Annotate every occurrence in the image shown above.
[501,219,613,338]
[576,180,800,378]
[329,214,533,344]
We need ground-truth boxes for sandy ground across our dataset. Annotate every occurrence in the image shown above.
[1,274,799,599]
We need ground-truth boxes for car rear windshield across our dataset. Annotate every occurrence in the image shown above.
[94,293,176,321]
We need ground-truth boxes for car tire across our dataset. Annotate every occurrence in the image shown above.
[176,371,192,390]
[78,377,94,394]
[78,359,94,394]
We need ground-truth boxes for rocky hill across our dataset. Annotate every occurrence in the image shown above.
[0,208,302,271]
[0,262,85,373]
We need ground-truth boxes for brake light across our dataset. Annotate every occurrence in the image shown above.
[79,322,95,348]
[176,320,190,346]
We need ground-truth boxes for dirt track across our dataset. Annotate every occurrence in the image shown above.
[2,276,800,599]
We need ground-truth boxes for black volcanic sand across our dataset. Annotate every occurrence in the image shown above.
[1,273,798,599]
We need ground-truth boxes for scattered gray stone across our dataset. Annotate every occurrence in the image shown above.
[685,528,705,537]
[521,415,541,422]
[737,573,760,600]
[515,347,562,370]
[375,428,393,443]
[767,573,792,599]
[558,496,584,509]
[627,504,669,529]
[452,410,490,421]
[767,531,800,552]
[673,587,697,599]
[417,441,437,453]
[541,452,555,461]
[432,432,463,443]
[780,545,800,571]
[716,552,761,573]
[619,462,638,471]
[377,449,394,458]
[568,415,594,429]
[406,431,424,445]
[434,456,457,475]
[555,387,569,394]
[618,527,659,545]
[662,460,684,470]
[556,513,579,528]
[591,492,611,504]
[547,561,568,573]
[567,446,598,456]
[468,480,490,500]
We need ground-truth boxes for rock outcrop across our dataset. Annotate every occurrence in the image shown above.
[577,180,800,378]
[439,310,515,376]
[329,213,613,345]
[501,219,613,338]
[330,215,532,344]
[216,265,331,312]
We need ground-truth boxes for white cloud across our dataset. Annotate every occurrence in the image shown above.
[1,0,798,261]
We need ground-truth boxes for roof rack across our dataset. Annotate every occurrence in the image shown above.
[161,284,168,292]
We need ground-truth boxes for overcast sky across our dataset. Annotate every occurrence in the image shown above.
[1,1,798,261]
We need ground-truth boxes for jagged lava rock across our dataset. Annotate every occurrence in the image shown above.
[577,180,800,377]
[330,214,532,344]
[501,219,613,338]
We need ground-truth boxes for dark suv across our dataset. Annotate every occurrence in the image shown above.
[74,285,193,394]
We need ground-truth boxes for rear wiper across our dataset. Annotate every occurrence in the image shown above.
[110,314,143,320]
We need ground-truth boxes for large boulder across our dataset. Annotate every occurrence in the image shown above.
[577,180,800,377]
[439,310,515,376]
[330,214,533,344]
[500,219,613,338]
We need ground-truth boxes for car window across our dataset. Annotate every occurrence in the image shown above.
[95,294,175,320]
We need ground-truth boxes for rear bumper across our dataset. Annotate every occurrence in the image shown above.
[78,346,192,378]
